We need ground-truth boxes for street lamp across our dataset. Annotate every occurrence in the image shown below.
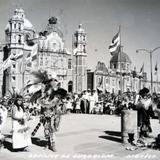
[136,47,160,94]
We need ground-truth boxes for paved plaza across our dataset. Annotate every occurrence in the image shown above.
[1,114,160,160]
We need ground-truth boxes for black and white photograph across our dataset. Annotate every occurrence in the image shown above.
[0,0,160,159]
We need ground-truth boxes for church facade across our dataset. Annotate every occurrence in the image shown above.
[87,51,160,94]
[0,8,88,95]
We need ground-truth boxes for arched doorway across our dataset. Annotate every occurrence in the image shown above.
[68,81,73,93]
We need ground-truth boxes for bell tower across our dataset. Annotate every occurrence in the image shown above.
[73,24,87,93]
[8,8,25,49]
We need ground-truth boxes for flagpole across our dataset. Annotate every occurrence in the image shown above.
[157,71,158,93]
[156,63,158,93]
[140,63,144,89]
[71,34,74,93]
[119,25,122,94]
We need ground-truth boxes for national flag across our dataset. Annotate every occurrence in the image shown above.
[108,29,120,55]
[140,63,144,73]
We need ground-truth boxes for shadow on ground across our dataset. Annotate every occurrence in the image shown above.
[3,134,13,152]
[31,137,48,147]
[3,134,48,151]
[99,130,122,143]
[3,135,29,152]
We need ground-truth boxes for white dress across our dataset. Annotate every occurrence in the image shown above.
[12,106,31,149]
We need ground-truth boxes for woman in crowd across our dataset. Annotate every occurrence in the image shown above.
[12,94,31,151]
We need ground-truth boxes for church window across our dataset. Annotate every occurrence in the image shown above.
[68,59,72,69]
[18,35,21,44]
[18,23,21,30]
[12,64,16,68]
[83,45,86,53]
[25,34,30,42]
[12,76,16,80]
[83,35,85,41]
[114,63,117,69]
[14,23,16,29]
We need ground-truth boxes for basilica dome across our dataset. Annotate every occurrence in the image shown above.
[110,52,131,63]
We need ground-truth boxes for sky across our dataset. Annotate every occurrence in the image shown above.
[0,0,160,81]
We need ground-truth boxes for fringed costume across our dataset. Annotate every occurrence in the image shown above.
[26,69,67,152]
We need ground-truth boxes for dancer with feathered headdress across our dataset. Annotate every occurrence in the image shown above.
[25,69,67,152]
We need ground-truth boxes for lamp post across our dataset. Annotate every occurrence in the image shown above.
[136,47,160,94]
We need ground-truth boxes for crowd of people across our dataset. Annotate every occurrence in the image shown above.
[1,69,160,152]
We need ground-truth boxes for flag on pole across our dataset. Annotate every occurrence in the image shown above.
[108,29,120,55]
[140,63,144,73]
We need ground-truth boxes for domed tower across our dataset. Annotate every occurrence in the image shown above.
[110,51,131,73]
[73,24,87,93]
[5,9,24,51]
[3,8,35,94]
[110,51,132,92]
[5,8,35,48]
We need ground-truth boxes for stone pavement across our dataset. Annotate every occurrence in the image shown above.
[1,114,160,160]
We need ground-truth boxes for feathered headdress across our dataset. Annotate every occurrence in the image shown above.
[7,89,24,105]
[24,69,67,104]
